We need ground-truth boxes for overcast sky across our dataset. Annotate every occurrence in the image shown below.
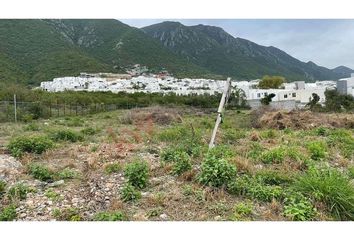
[119,19,354,69]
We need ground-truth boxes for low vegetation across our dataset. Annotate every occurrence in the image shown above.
[0,106,353,221]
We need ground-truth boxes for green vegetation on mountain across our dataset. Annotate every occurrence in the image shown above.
[143,21,352,81]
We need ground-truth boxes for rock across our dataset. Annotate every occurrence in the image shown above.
[159,213,168,220]
[48,180,64,187]
[0,154,22,181]
[20,213,27,218]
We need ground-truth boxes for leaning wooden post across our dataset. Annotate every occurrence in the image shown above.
[209,78,231,149]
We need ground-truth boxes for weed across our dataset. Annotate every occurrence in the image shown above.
[294,167,354,220]
[8,183,31,201]
[255,169,292,185]
[124,159,149,189]
[326,129,354,159]
[261,147,285,164]
[314,127,328,136]
[44,189,62,201]
[80,127,98,136]
[23,123,40,131]
[306,141,327,161]
[230,201,253,220]
[7,135,54,157]
[56,168,78,179]
[198,155,237,188]
[0,180,6,196]
[28,163,53,181]
[105,163,122,174]
[52,208,82,221]
[260,129,278,139]
[0,205,17,221]
[49,129,83,142]
[246,142,264,160]
[206,145,234,159]
[283,193,317,221]
[348,166,354,179]
[120,184,141,202]
[93,211,127,221]
[147,207,164,218]
[172,152,192,176]
[222,129,246,144]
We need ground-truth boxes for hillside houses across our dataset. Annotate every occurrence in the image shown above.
[40,74,337,108]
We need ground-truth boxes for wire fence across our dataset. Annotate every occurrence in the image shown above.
[0,101,150,123]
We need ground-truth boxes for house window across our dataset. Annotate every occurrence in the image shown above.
[292,93,296,97]
[284,94,288,98]
[265,92,268,96]
[257,93,261,98]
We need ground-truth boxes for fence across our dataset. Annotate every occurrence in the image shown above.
[0,101,149,122]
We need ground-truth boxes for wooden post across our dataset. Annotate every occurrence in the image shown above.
[14,94,17,123]
[209,78,231,149]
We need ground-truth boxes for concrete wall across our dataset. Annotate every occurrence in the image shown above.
[247,99,297,110]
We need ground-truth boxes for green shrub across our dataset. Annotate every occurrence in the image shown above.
[0,205,17,221]
[28,163,53,181]
[327,129,354,159]
[172,152,192,175]
[206,145,234,159]
[227,176,283,202]
[120,184,141,202]
[348,166,354,179]
[52,208,82,221]
[44,189,62,201]
[314,127,328,136]
[7,135,54,157]
[49,129,83,142]
[0,180,6,196]
[261,147,285,164]
[306,141,327,161]
[56,168,78,179]
[283,193,317,221]
[160,146,184,162]
[294,167,354,220]
[255,169,292,185]
[246,142,265,160]
[231,202,253,220]
[260,129,278,139]
[81,127,98,136]
[8,183,31,201]
[105,163,122,174]
[124,160,149,189]
[93,211,127,221]
[222,129,246,144]
[23,123,40,131]
[198,155,237,188]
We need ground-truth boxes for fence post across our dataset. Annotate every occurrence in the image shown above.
[14,94,17,123]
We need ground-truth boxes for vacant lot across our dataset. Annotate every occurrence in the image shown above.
[0,106,353,221]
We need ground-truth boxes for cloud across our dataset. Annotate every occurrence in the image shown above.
[119,19,354,69]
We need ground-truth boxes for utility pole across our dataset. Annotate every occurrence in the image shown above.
[14,94,17,123]
[209,78,232,149]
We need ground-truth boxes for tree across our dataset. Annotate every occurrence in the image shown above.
[324,89,354,112]
[261,93,276,105]
[306,93,322,111]
[258,75,285,89]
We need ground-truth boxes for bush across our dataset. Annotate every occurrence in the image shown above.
[49,129,83,142]
[0,205,17,221]
[56,168,78,179]
[261,147,285,164]
[120,184,141,202]
[255,169,292,185]
[7,135,54,157]
[260,129,278,139]
[314,127,328,136]
[206,145,234,159]
[105,163,122,174]
[306,141,327,161]
[172,152,192,176]
[198,155,237,188]
[0,180,6,196]
[81,127,98,136]
[231,202,253,220]
[283,193,317,221]
[327,129,354,159]
[227,176,283,202]
[93,211,127,221]
[23,123,40,131]
[124,160,149,189]
[294,167,354,220]
[28,163,53,181]
[8,183,31,201]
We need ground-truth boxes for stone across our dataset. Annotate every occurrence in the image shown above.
[48,180,64,187]
[159,213,168,220]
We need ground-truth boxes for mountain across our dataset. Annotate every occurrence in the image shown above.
[143,21,353,81]
[0,19,211,86]
[0,19,352,86]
